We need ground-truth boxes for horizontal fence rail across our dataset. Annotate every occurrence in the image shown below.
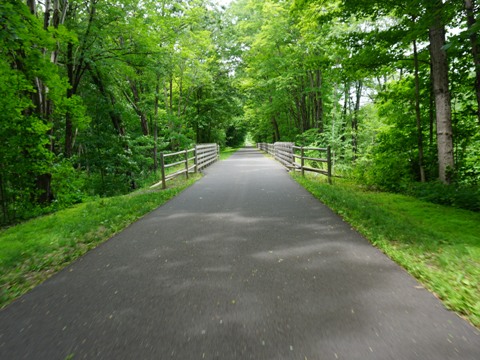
[196,143,220,171]
[275,142,295,169]
[258,142,274,156]
[257,142,332,184]
[151,143,219,189]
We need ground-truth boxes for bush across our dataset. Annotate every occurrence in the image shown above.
[51,160,86,207]
[407,181,480,212]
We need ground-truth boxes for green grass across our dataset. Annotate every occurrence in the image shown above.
[219,146,241,160]
[293,173,480,327]
[0,175,200,308]
[0,148,237,309]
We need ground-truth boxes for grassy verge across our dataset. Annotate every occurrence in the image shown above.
[0,175,200,309]
[293,173,480,327]
[219,146,241,160]
[0,147,237,309]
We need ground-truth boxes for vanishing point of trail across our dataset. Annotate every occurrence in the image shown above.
[1,147,479,359]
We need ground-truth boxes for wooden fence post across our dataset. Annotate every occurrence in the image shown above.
[194,145,198,173]
[327,146,332,184]
[301,146,305,176]
[184,149,189,180]
[160,152,166,189]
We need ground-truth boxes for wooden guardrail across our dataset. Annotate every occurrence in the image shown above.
[274,142,294,168]
[195,143,220,171]
[292,146,332,184]
[151,143,219,189]
[257,142,332,184]
[258,142,274,156]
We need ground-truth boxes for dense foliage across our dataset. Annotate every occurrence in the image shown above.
[1,0,479,224]
[229,0,480,209]
[0,0,244,224]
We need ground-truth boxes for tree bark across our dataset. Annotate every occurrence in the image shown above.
[428,2,454,183]
[270,96,281,141]
[316,69,324,132]
[352,80,362,160]
[465,0,480,124]
[27,0,36,16]
[153,76,160,173]
[126,79,149,135]
[65,0,95,157]
[88,65,126,136]
[413,39,426,182]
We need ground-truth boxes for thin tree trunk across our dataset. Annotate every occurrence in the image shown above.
[316,69,324,132]
[88,65,126,136]
[429,60,435,146]
[465,0,480,124]
[413,38,426,182]
[65,0,94,157]
[352,80,362,160]
[26,0,55,203]
[153,77,160,174]
[177,75,183,117]
[126,79,149,135]
[270,96,280,141]
[27,0,36,15]
[341,81,350,145]
[65,41,74,157]
[169,77,173,112]
[0,173,7,224]
[428,2,454,183]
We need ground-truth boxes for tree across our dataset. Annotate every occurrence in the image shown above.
[464,0,480,124]
[427,1,454,183]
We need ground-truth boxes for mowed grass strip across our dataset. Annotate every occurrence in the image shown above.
[293,173,480,327]
[0,175,200,309]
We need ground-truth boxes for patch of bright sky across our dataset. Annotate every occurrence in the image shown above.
[213,0,234,7]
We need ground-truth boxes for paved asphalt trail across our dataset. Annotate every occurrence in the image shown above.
[1,147,479,360]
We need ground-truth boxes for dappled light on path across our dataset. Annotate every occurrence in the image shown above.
[0,148,479,359]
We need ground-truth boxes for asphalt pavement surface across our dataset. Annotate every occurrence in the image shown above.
[1,147,479,360]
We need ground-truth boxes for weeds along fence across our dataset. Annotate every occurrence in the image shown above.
[257,142,332,184]
[151,143,219,189]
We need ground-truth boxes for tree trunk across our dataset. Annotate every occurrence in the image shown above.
[27,0,36,15]
[65,41,75,157]
[35,174,53,204]
[27,0,55,204]
[153,77,160,174]
[428,2,454,183]
[308,70,324,132]
[429,59,435,146]
[89,66,126,136]
[126,79,149,135]
[465,0,480,124]
[413,39,426,182]
[341,81,350,145]
[169,77,173,112]
[65,0,94,157]
[270,96,281,141]
[0,173,7,224]
[352,80,362,160]
[316,69,324,132]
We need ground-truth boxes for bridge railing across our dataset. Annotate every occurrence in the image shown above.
[257,142,274,156]
[274,142,295,168]
[196,143,220,171]
[257,142,332,184]
[151,143,219,189]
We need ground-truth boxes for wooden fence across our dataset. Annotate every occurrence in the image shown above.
[257,142,274,156]
[257,142,332,184]
[151,143,219,189]
[275,142,295,168]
